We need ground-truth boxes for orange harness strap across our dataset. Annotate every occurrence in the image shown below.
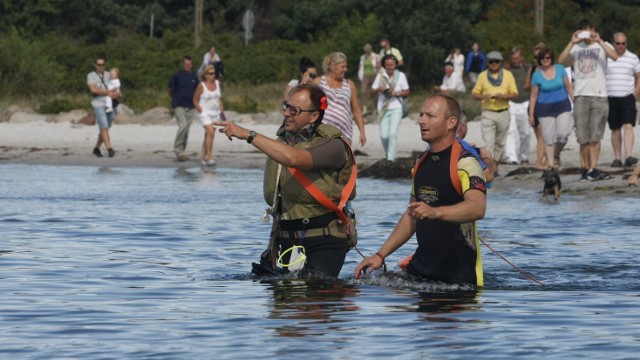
[411,140,463,197]
[287,146,357,229]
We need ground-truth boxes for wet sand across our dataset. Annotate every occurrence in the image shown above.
[1,118,638,195]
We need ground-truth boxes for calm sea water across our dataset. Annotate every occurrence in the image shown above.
[1,164,639,359]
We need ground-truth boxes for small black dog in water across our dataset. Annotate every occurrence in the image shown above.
[542,168,561,201]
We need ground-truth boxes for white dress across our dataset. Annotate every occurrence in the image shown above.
[198,80,221,126]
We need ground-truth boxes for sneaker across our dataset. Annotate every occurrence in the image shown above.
[624,156,638,167]
[108,148,115,158]
[206,159,217,167]
[580,168,588,181]
[93,148,103,157]
[611,159,623,167]
[587,168,602,181]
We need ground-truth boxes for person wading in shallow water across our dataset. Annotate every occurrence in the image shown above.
[215,83,357,278]
[355,94,487,286]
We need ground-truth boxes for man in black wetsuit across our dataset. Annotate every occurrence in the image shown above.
[355,94,487,286]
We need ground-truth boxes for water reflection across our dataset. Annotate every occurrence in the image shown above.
[97,166,120,174]
[261,278,360,337]
[174,167,201,182]
[413,290,480,315]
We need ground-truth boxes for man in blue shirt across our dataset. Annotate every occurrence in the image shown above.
[169,56,199,161]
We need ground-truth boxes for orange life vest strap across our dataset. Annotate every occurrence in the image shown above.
[412,140,463,197]
[287,143,357,227]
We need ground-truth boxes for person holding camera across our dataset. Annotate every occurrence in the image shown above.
[557,19,619,181]
[372,54,410,161]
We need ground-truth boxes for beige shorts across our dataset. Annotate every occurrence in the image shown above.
[573,96,608,144]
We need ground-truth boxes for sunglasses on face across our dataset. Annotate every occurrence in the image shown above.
[206,72,215,75]
[281,101,317,116]
[308,73,318,79]
[488,60,501,64]
[616,42,627,45]
[95,63,105,67]
[542,56,552,60]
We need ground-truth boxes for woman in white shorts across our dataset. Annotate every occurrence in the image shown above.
[193,64,224,166]
[528,48,574,170]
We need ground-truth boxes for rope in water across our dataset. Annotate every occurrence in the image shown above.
[354,239,544,285]
[479,237,546,286]
[353,244,387,272]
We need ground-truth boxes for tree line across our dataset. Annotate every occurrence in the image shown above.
[2,0,639,111]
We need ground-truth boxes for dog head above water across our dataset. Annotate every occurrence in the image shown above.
[541,168,561,201]
[542,169,560,185]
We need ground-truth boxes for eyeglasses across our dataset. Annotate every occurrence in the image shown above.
[615,42,627,45]
[95,63,105,67]
[282,101,318,116]
[542,56,552,60]
[308,73,318,79]
[206,72,215,75]
[488,60,501,64]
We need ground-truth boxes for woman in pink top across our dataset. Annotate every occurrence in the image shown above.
[316,52,367,146]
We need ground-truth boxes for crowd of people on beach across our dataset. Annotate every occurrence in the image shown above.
[84,19,640,284]
[431,20,640,185]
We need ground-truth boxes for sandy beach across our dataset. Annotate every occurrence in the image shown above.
[1,115,638,195]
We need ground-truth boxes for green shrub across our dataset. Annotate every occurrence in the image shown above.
[0,28,64,95]
[38,98,76,114]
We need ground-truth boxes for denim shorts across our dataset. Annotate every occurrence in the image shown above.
[94,106,114,130]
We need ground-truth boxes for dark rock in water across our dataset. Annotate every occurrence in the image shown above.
[558,167,583,175]
[506,167,537,176]
[359,158,414,179]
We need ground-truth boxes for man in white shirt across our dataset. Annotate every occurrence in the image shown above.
[434,62,466,94]
[558,19,619,181]
[605,32,640,167]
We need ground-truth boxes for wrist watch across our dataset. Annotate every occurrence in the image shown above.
[247,130,257,144]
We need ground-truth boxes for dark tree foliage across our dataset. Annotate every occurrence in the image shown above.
[2,0,640,98]
[364,0,487,86]
[267,0,366,42]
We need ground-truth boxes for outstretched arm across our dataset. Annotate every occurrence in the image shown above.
[214,121,314,170]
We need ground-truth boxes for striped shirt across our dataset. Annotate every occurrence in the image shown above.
[320,76,354,139]
[606,49,640,97]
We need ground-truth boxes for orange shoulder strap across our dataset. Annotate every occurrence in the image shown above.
[412,140,463,197]
[450,140,463,197]
[287,143,357,225]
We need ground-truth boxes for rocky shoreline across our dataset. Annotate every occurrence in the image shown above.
[1,103,638,196]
